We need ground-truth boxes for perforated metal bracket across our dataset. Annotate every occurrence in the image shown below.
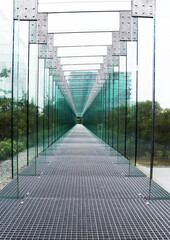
[113,56,119,67]
[132,17,138,41]
[45,47,58,68]
[38,34,54,59]
[45,59,52,68]
[29,21,37,44]
[99,72,104,79]
[106,54,113,66]
[14,0,38,20]
[120,11,132,41]
[45,47,60,68]
[37,14,48,44]
[47,34,54,59]
[50,69,57,76]
[120,41,127,56]
[112,32,120,55]
[132,0,153,18]
[39,44,47,58]
[108,67,113,74]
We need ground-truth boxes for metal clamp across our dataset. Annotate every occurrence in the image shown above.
[132,0,153,18]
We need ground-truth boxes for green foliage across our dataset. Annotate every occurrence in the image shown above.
[0,139,24,160]
[0,139,11,160]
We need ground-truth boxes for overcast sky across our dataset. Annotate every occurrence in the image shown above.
[1,0,170,109]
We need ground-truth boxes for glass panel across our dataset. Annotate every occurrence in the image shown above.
[0,0,18,198]
[136,18,153,180]
[44,68,49,149]
[49,76,53,145]
[21,43,38,176]
[17,22,29,174]
[126,42,138,175]
[118,56,126,156]
[112,65,119,151]
[38,59,45,154]
[150,0,170,199]
[12,21,19,187]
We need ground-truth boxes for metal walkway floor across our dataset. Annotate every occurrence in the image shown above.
[0,125,170,239]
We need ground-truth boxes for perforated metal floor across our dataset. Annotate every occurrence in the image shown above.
[0,125,170,239]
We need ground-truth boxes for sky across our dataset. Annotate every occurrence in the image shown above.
[1,0,170,109]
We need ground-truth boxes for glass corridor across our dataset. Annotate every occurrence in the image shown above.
[0,0,170,202]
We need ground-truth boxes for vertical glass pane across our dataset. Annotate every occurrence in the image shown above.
[150,0,170,199]
[0,0,19,198]
[21,43,38,176]
[49,76,53,145]
[44,68,49,149]
[38,59,45,154]
[17,22,28,174]
[112,66,119,151]
[118,56,126,156]
[136,18,153,179]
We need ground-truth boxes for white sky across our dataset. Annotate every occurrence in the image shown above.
[0,0,169,109]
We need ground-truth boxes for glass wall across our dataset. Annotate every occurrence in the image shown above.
[0,1,13,190]
[82,8,170,199]
[0,5,76,196]
[150,0,170,198]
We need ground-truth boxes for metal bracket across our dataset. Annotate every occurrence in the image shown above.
[120,41,127,56]
[14,0,38,20]
[120,11,131,41]
[38,34,54,59]
[47,34,54,59]
[29,21,37,44]
[45,59,53,68]
[39,44,47,59]
[108,67,113,74]
[112,32,120,55]
[113,56,119,67]
[37,14,48,44]
[45,47,58,68]
[132,17,138,41]
[132,0,153,18]
[106,54,113,66]
[50,69,57,76]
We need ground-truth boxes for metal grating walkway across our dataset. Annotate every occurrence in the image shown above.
[0,125,170,239]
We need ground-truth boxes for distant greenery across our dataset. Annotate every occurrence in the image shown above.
[0,66,170,165]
